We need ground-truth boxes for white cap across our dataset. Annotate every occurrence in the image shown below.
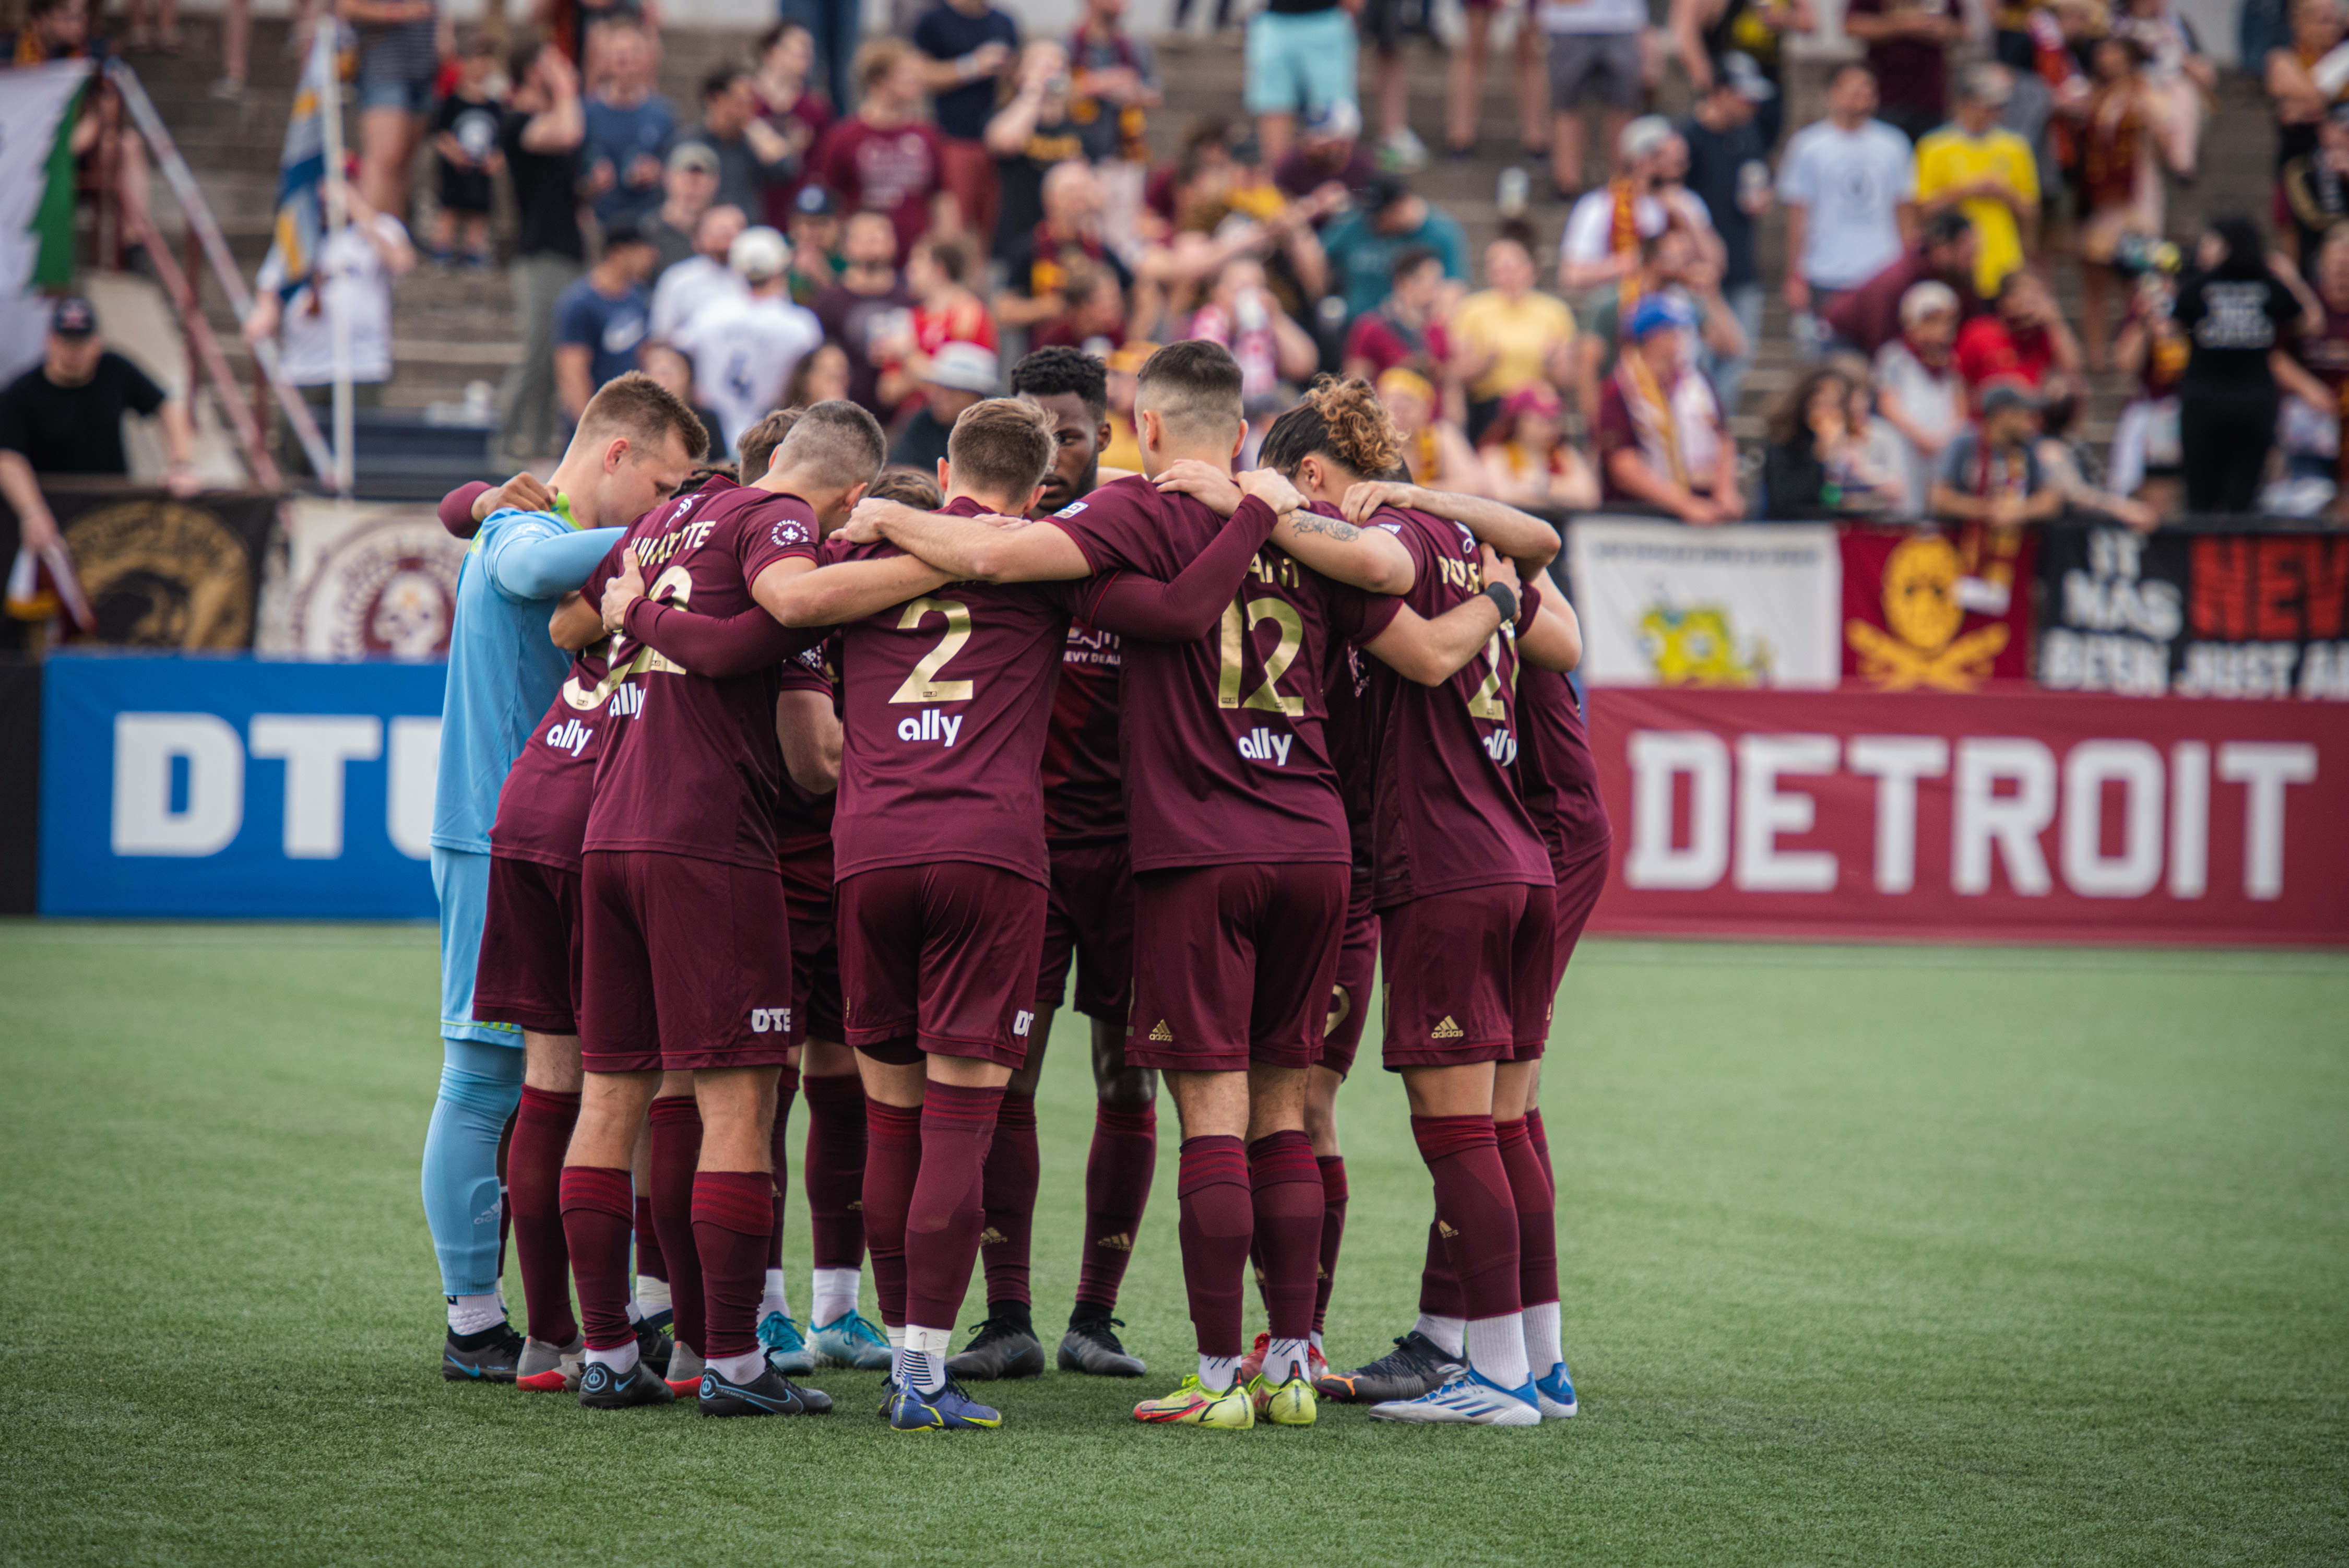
[729,225,790,280]
[926,341,1000,394]
[1618,114,1674,164]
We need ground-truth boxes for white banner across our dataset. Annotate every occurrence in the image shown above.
[0,61,93,383]
[1566,516,1843,689]
[256,498,467,658]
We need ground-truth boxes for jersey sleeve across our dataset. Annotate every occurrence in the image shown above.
[1043,482,1159,577]
[621,593,823,676]
[737,494,825,584]
[1327,577,1405,647]
[438,481,492,539]
[1074,494,1281,643]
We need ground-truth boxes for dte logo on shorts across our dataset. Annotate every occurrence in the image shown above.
[749,1006,793,1034]
[1012,1009,1034,1037]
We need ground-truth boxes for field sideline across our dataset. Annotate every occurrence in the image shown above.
[0,922,2342,1566]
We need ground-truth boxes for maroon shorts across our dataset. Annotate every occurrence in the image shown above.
[1550,841,1611,999]
[837,861,1047,1067]
[578,849,797,1075]
[788,885,844,1048]
[1319,884,1379,1080]
[1035,838,1135,1021]
[1378,881,1552,1071]
[474,854,582,1036]
[1128,861,1349,1075]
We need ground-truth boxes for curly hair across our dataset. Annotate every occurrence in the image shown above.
[1259,375,1404,484]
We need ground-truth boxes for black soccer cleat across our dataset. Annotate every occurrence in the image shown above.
[945,1316,1047,1380]
[577,1356,678,1409]
[635,1314,674,1376]
[697,1362,834,1418]
[442,1320,527,1382]
[1315,1331,1465,1404]
[1058,1314,1147,1377]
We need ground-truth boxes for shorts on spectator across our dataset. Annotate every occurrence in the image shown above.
[1545,30,1643,114]
[1244,8,1360,117]
[1361,0,1406,54]
[357,73,434,116]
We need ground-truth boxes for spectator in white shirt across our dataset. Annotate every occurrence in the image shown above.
[649,204,750,346]
[245,177,417,418]
[1777,62,1917,352]
[670,225,827,457]
[1558,115,1675,300]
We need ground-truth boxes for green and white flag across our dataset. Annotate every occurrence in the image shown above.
[0,60,95,374]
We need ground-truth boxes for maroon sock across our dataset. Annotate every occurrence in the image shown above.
[1419,1217,1466,1320]
[906,1080,1003,1331]
[1526,1107,1557,1203]
[1497,1117,1559,1311]
[495,1107,516,1284]
[648,1094,706,1353]
[634,1196,666,1286]
[557,1165,635,1352]
[691,1170,774,1361]
[1411,1114,1522,1321]
[767,1066,800,1270]
[509,1087,580,1346]
[1313,1155,1348,1337]
[803,1073,869,1271]
[1175,1135,1251,1359]
[1248,1130,1322,1345]
[862,1097,923,1328]
[978,1090,1038,1310]
[1075,1102,1156,1313]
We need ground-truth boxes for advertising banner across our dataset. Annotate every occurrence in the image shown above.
[1585,684,2349,946]
[1565,517,1842,688]
[2,484,278,649]
[1840,522,2037,692]
[38,652,445,918]
[261,499,468,659]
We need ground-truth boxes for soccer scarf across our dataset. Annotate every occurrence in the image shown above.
[1615,352,1720,493]
[1609,178,1644,315]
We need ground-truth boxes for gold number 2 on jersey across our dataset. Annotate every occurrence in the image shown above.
[891,596,976,703]
[565,564,694,708]
[1217,593,1306,716]
[1466,633,1508,720]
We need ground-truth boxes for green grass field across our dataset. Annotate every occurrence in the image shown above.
[1,923,2343,1566]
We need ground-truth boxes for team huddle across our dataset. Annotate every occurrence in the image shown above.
[418,338,1611,1432]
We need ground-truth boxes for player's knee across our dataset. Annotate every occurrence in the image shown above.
[436,1038,523,1123]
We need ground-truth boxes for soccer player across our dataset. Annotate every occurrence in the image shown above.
[425,374,693,1382]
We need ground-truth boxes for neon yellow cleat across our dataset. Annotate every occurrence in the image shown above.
[1132,1374,1255,1429]
[1248,1373,1318,1427]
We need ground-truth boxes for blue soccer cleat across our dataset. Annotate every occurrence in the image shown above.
[889,1377,1003,1431]
[1536,1361,1577,1419]
[758,1311,817,1375]
[1367,1369,1541,1427]
[812,1310,895,1371]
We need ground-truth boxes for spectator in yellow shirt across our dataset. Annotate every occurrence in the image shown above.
[1915,64,2040,300]
[1446,233,1579,442]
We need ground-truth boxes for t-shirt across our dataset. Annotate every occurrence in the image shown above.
[810,117,948,264]
[500,108,586,260]
[813,279,917,415]
[583,477,825,868]
[1936,427,2044,498]
[1914,125,2039,298]
[0,352,166,476]
[1678,114,1768,291]
[1319,205,1469,321]
[1775,118,1916,290]
[1357,506,1551,907]
[431,91,501,211]
[1537,0,1646,34]
[2174,273,2305,391]
[1954,314,2059,393]
[670,293,827,454]
[682,122,794,219]
[772,635,841,904]
[554,276,651,393]
[1041,619,1123,846]
[257,214,409,388]
[582,92,677,225]
[650,255,749,345]
[911,4,1021,141]
[992,112,1087,260]
[887,406,957,472]
[1045,476,1402,872]
[830,497,1094,886]
[1448,289,1576,402]
[1513,659,1609,874]
[1844,0,1953,117]
[1559,187,1667,275]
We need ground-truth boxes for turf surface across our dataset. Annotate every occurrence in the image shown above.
[0,923,2343,1566]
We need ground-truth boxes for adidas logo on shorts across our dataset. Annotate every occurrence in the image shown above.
[1431,1016,1464,1040]
[1148,1020,1173,1041]
[1438,1220,1461,1239]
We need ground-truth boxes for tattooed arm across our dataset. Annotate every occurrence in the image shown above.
[1268,504,1416,595]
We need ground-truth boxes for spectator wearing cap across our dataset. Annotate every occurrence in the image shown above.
[1678,54,1774,414]
[1476,383,1598,509]
[643,143,720,275]
[1776,63,1916,352]
[650,204,751,343]
[1319,175,1468,322]
[580,21,677,229]
[1538,0,1648,201]
[671,225,827,456]
[1823,210,1983,357]
[244,176,417,469]
[914,0,1021,247]
[814,208,917,416]
[1272,101,1378,209]
[1558,116,1675,300]
[1595,294,1741,522]
[683,67,799,220]
[497,41,589,460]
[552,224,658,426]
[810,38,957,265]
[888,341,999,470]
[1240,0,1356,165]
[1915,64,2039,301]
[1872,279,1968,514]
[1930,381,2062,525]
[996,160,1136,336]
[0,299,200,559]
[786,185,848,304]
[1448,235,1577,443]
[1842,0,1963,145]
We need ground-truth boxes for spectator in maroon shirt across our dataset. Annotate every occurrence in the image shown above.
[809,37,958,264]
[1343,246,1449,383]
[1823,211,1985,355]
[1842,0,1964,143]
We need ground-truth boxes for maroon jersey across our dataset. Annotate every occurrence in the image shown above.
[583,477,823,869]
[1046,476,1400,873]
[1323,639,1375,887]
[773,635,841,903]
[1359,505,1550,907]
[1515,659,1611,872]
[832,496,1093,886]
[1040,623,1124,847]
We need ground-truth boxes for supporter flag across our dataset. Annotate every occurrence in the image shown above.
[1840,523,2037,691]
[0,60,94,374]
[266,30,337,300]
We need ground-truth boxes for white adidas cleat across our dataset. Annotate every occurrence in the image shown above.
[1367,1369,1541,1427]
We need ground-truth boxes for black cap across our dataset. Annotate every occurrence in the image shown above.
[793,184,840,218]
[1365,174,1410,215]
[51,295,96,339]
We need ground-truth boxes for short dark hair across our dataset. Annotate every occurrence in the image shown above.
[602,222,650,252]
[772,399,886,491]
[755,19,810,55]
[702,66,748,102]
[916,231,977,286]
[1135,340,1244,447]
[577,371,711,463]
[1924,211,1973,247]
[1009,345,1109,419]
[947,399,1058,507]
[868,465,943,508]
[738,407,803,483]
[1390,245,1442,282]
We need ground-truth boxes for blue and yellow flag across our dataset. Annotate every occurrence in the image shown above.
[266,30,336,300]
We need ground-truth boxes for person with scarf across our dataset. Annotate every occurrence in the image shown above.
[1558,116,1675,302]
[1593,295,1741,522]
[1872,280,1968,515]
[2072,36,2162,369]
[1379,368,1492,497]
[1929,379,2063,526]
[2174,216,2312,513]
[1474,383,1597,509]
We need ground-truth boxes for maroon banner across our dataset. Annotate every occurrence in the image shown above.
[1585,685,2349,946]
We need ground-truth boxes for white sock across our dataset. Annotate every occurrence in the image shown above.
[905,1324,954,1394]
[1415,1313,1466,1361]
[1196,1353,1241,1393]
[446,1293,502,1336]
[887,1324,908,1350]
[635,1275,671,1317]
[583,1339,639,1373]
[1523,1300,1562,1377]
[711,1348,766,1384]
[812,1267,860,1326]
[1465,1313,1531,1392]
[759,1268,791,1322]
[1264,1336,1311,1383]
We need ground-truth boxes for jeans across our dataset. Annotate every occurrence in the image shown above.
[785,0,862,113]
[499,252,583,459]
[1704,281,1765,419]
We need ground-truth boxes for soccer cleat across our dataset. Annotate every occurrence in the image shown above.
[945,1316,1046,1380]
[758,1311,817,1375]
[634,1315,673,1376]
[697,1362,833,1417]
[889,1378,1003,1431]
[1238,1331,1268,1386]
[1058,1315,1147,1377]
[1315,1331,1463,1404]
[1133,1374,1254,1429]
[811,1310,894,1370]
[876,1376,901,1421]
[441,1320,526,1382]
[1248,1373,1318,1427]
[1367,1370,1541,1427]
[1308,1343,1330,1383]
[665,1343,706,1398]
[1535,1361,1578,1419]
[576,1356,677,1409]
[514,1334,584,1392]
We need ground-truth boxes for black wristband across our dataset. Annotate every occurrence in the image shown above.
[1483,582,1518,624]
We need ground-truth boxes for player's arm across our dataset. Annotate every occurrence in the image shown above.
[839,497,1091,583]
[1336,479,1561,568]
[756,552,957,627]
[1513,579,1582,673]
[550,592,603,650]
[597,549,823,674]
[482,522,627,601]
[776,687,841,795]
[1359,548,1517,686]
[440,472,560,540]
[1154,460,1415,595]
[1077,492,1287,643]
